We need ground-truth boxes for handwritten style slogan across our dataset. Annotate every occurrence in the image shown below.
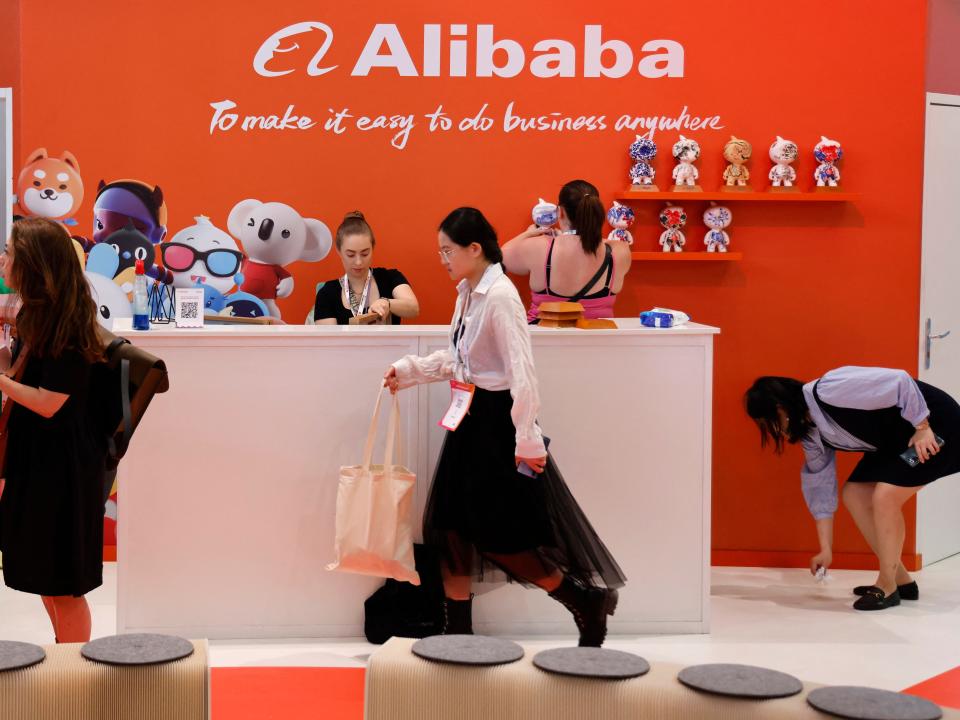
[206,22,725,149]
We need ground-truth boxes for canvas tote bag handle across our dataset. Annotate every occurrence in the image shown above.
[361,385,403,471]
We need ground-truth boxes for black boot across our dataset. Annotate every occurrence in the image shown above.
[549,577,618,647]
[442,597,473,635]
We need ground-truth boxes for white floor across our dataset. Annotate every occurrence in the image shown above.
[2,557,959,692]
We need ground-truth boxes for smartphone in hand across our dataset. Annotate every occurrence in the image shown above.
[518,436,551,477]
[899,435,946,467]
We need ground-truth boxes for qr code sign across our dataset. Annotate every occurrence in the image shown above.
[175,288,205,327]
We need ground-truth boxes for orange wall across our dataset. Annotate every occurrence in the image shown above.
[17,1,928,568]
[0,0,20,168]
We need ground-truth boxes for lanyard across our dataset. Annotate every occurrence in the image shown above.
[340,271,372,317]
[452,294,472,380]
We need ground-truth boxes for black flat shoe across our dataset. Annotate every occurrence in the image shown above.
[853,581,919,601]
[853,588,901,611]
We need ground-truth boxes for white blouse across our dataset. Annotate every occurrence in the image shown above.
[392,263,546,459]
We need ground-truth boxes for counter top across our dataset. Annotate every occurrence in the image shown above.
[112,318,720,338]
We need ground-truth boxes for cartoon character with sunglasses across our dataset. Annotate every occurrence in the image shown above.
[164,216,245,295]
[163,216,270,318]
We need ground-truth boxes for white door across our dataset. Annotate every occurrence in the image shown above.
[0,88,11,249]
[917,92,960,565]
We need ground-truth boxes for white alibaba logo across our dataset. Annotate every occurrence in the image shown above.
[253,23,684,79]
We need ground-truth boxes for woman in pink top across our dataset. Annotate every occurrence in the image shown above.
[502,180,632,323]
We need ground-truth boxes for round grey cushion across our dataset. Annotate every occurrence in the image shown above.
[81,634,194,666]
[678,663,803,699]
[807,686,942,720]
[0,641,45,672]
[411,635,524,666]
[533,647,650,680]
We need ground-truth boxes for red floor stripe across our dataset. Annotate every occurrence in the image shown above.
[903,666,960,710]
[211,667,365,720]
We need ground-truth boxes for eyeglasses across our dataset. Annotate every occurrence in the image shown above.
[438,247,457,261]
[161,243,243,277]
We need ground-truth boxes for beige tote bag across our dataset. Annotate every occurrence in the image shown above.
[326,386,420,585]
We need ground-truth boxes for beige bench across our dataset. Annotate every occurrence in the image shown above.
[366,637,958,720]
[0,640,208,720]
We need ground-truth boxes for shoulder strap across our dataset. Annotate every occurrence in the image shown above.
[107,356,132,462]
[603,244,615,289]
[544,238,557,293]
[569,245,614,304]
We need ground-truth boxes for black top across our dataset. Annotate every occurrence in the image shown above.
[0,347,107,596]
[314,267,410,325]
[813,379,918,452]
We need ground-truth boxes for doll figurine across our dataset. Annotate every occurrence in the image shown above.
[658,205,687,252]
[813,136,843,187]
[671,135,700,188]
[768,136,799,187]
[722,136,752,187]
[532,197,559,232]
[629,135,658,187]
[606,201,635,245]
[703,203,732,253]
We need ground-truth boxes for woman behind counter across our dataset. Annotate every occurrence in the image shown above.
[314,211,419,325]
[502,179,632,323]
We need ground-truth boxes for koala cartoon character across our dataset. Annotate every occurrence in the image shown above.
[164,216,245,296]
[16,148,84,223]
[227,199,332,318]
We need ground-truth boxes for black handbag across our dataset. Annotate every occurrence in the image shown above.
[364,543,445,644]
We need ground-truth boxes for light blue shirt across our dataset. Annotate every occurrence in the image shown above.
[799,367,930,519]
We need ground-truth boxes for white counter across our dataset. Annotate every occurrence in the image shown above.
[115,319,718,639]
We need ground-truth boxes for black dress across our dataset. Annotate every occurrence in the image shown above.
[424,388,627,590]
[313,268,410,325]
[813,380,960,487]
[0,348,107,596]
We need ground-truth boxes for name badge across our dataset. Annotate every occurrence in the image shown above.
[439,380,475,431]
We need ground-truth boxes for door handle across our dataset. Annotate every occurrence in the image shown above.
[924,318,952,370]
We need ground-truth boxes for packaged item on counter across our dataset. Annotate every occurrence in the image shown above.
[640,307,690,328]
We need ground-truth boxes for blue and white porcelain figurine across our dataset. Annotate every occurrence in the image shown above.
[606,201,635,245]
[532,197,559,232]
[703,203,732,253]
[629,134,658,187]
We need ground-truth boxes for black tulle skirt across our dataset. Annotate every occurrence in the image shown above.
[423,387,626,590]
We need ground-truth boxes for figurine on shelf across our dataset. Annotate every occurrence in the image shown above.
[629,134,658,188]
[813,136,843,187]
[722,136,752,187]
[671,135,701,188]
[532,197,559,233]
[658,205,687,252]
[606,201,635,245]
[768,136,799,187]
[703,203,732,253]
